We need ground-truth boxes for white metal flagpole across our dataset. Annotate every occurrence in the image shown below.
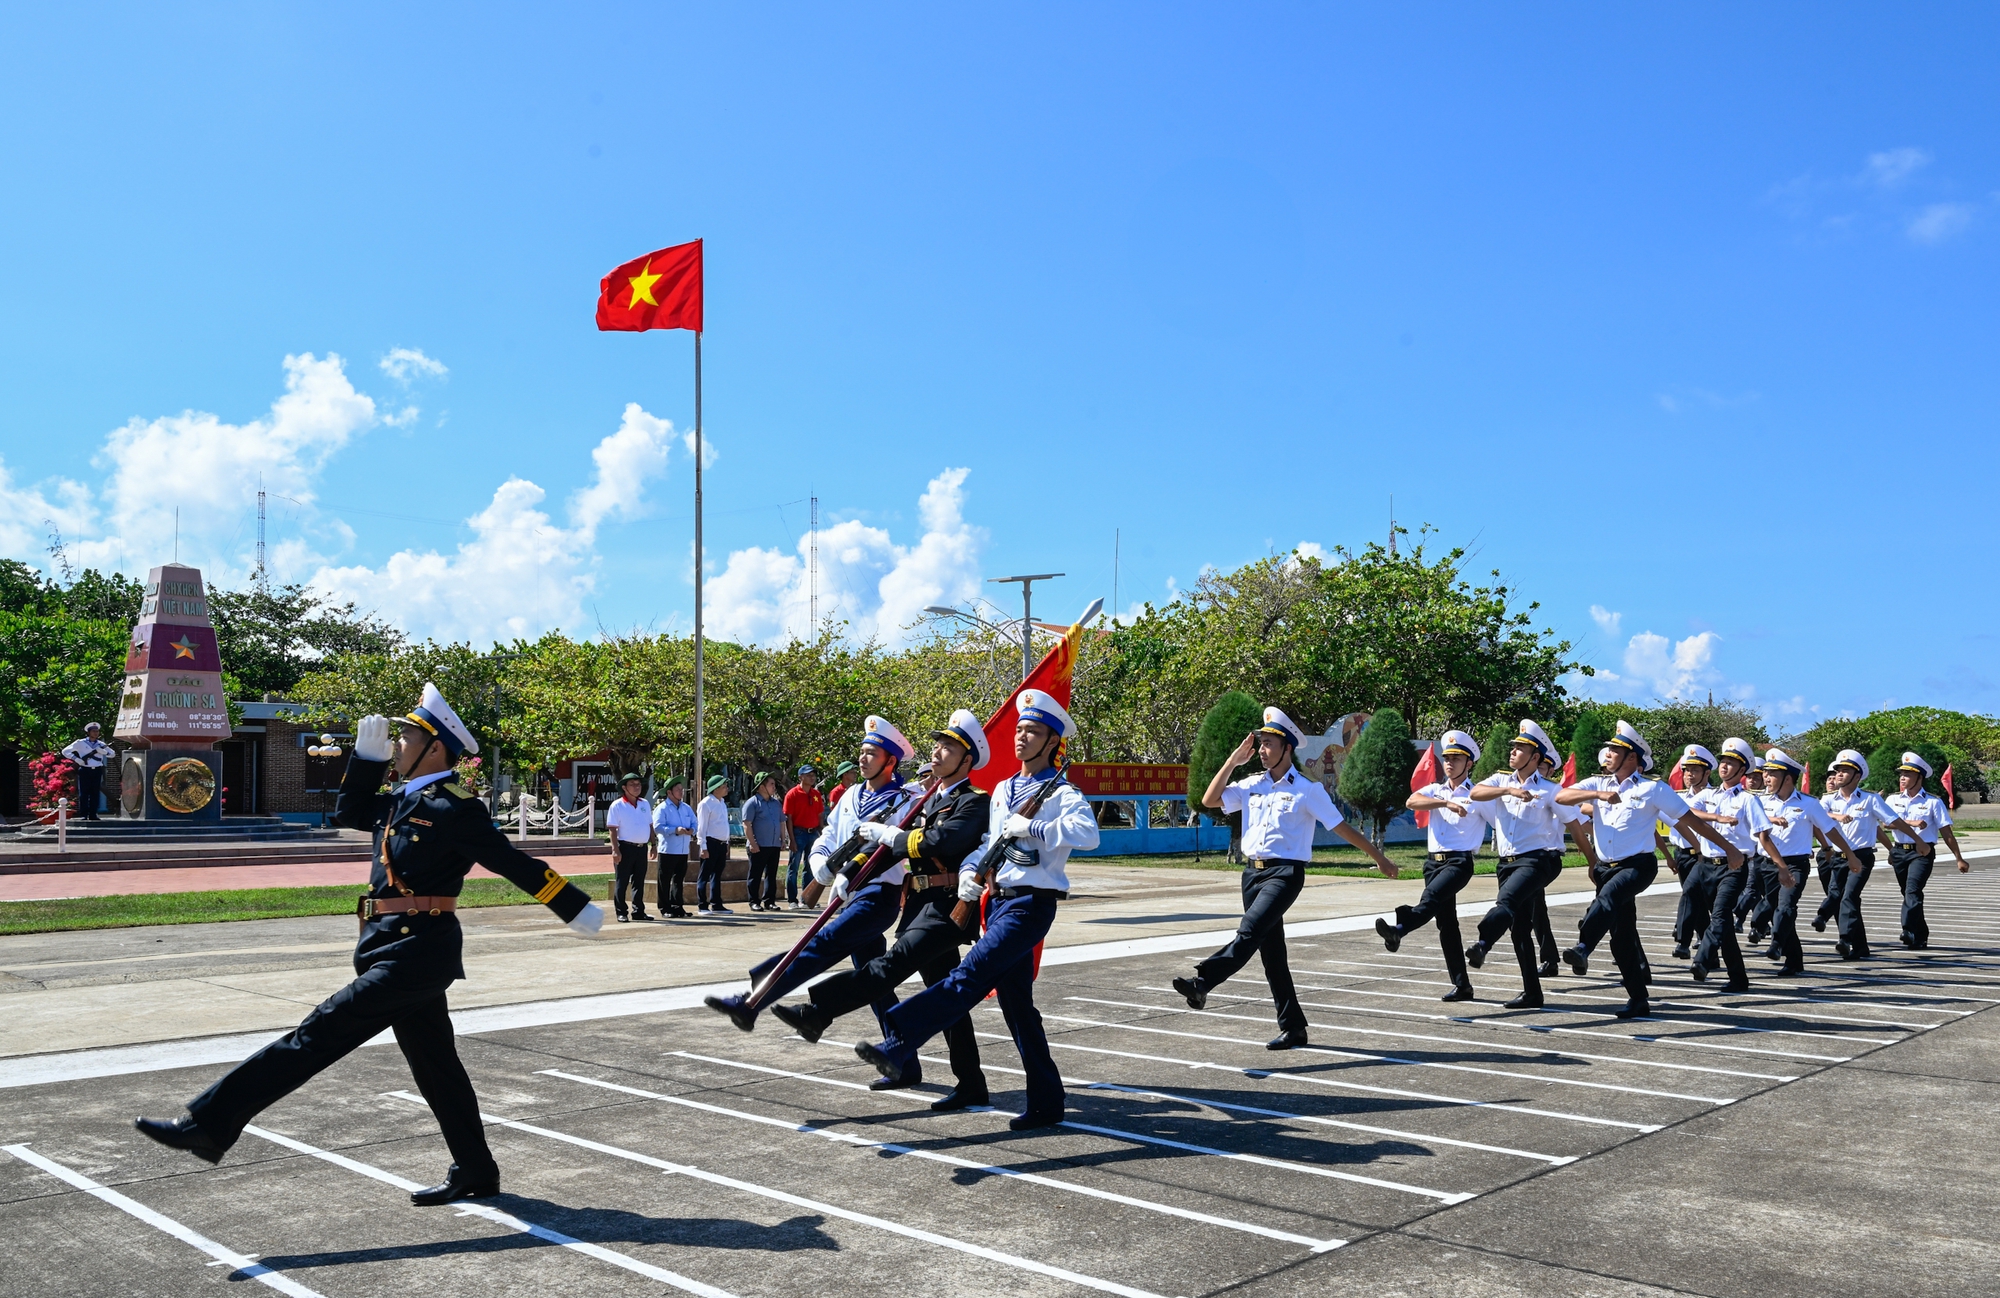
[693,330,704,795]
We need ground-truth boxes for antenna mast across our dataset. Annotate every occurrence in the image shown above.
[256,482,268,593]
[1388,495,1397,557]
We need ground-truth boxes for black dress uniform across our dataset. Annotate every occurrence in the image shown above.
[779,772,992,1105]
[139,687,594,1203]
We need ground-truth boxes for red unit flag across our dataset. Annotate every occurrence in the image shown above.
[1409,742,1439,828]
[1944,764,1956,808]
[1560,753,1577,787]
[596,239,703,333]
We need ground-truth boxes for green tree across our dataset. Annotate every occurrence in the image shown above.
[1188,691,1262,859]
[209,582,404,700]
[1862,739,1953,803]
[1566,710,1614,777]
[1588,698,1769,773]
[1340,706,1418,845]
[0,611,129,755]
[291,639,515,756]
[1469,722,1515,782]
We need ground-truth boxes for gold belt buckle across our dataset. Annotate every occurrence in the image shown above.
[357,896,376,920]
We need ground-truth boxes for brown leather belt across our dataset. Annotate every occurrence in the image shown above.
[904,872,951,894]
[358,895,458,919]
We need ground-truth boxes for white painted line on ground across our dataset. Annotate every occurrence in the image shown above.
[574,1058,1346,1252]
[1037,1012,1661,1131]
[1070,998,1731,1105]
[1134,985,1793,1082]
[2,1143,328,1298]
[421,1092,1173,1298]
[240,1125,738,1298]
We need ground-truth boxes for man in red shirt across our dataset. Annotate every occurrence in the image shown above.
[782,765,827,910]
[825,762,858,809]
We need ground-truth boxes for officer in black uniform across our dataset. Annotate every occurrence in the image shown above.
[135,683,604,1205]
[772,709,994,1110]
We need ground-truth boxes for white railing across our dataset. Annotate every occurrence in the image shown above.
[507,799,596,839]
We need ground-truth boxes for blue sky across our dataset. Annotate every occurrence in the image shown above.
[1,5,1995,729]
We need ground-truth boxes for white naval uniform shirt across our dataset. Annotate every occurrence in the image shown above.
[969,771,1100,894]
[1886,790,1951,845]
[1415,779,1493,853]
[1220,767,1344,861]
[1575,774,1690,861]
[1759,790,1837,858]
[604,796,653,844]
[1821,788,1901,852]
[61,737,114,769]
[1691,783,1769,860]
[810,780,918,889]
[1477,771,1580,856]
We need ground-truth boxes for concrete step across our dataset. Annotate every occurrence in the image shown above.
[0,835,615,874]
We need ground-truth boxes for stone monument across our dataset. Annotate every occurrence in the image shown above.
[112,564,231,823]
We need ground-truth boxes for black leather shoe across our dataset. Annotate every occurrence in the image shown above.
[1612,1000,1649,1020]
[1773,966,1804,978]
[703,993,758,1033]
[1690,959,1709,982]
[930,1086,990,1111]
[869,1071,921,1091]
[1762,946,1783,962]
[1833,940,1850,959]
[1440,981,1474,1003]
[1503,992,1544,1009]
[854,1040,903,1082]
[134,1115,227,1165]
[1464,941,1488,970]
[1538,959,1560,979]
[769,1000,827,1044]
[410,1164,500,1207]
[614,913,629,923]
[633,911,654,922]
[1008,1109,1064,1132]
[1810,916,1828,933]
[1171,976,1207,1010]
[1267,1029,1308,1050]
[1722,978,1751,993]
[1671,945,1690,960]
[1375,917,1402,953]
[1561,945,1589,977]
[1900,931,1915,949]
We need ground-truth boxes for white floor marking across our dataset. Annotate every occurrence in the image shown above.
[1036,1012,1662,1131]
[405,1091,1173,1298]
[1132,985,1793,1082]
[1069,999,1730,1104]
[3,1143,329,1298]
[575,1057,1347,1251]
[240,1125,739,1298]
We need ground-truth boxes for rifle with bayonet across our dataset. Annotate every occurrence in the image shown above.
[950,765,1068,929]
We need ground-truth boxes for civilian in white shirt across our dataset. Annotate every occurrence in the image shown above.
[1755,750,1861,975]
[1172,707,1398,1049]
[1558,721,1742,1017]
[1683,737,1770,989]
[695,775,734,914]
[1815,750,1922,961]
[1466,720,1597,1008]
[1885,751,1970,949]
[603,774,656,922]
[1380,730,1494,1002]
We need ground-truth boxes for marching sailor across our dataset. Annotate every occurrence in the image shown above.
[704,716,920,1052]
[1558,720,1742,1017]
[1662,746,1719,961]
[1814,751,1921,961]
[1684,737,1770,989]
[855,689,1098,1131]
[136,684,604,1204]
[1172,706,1399,1047]
[1752,749,1859,974]
[1732,761,1774,937]
[772,709,994,1110]
[1885,751,1971,949]
[1381,730,1494,1002]
[1465,720,1597,1008]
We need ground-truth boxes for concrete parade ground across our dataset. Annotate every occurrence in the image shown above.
[3,849,1999,1297]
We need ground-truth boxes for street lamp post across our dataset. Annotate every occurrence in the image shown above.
[487,651,522,817]
[987,573,1063,680]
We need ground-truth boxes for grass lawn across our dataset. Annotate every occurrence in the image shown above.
[0,873,615,937]
[1096,843,1597,879]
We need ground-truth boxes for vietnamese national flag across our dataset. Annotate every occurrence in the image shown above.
[1560,752,1577,787]
[597,240,703,332]
[1668,764,1685,792]
[971,617,1086,794]
[1410,743,1440,828]
[1944,764,1956,808]
[1800,764,1811,795]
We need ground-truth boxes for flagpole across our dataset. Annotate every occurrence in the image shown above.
[693,330,705,796]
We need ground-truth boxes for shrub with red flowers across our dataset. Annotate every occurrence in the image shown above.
[453,754,483,793]
[27,752,74,818]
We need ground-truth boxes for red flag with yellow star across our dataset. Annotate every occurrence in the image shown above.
[596,239,703,332]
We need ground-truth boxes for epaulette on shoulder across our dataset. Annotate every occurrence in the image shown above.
[439,782,477,801]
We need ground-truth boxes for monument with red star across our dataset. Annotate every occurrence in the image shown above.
[112,564,231,821]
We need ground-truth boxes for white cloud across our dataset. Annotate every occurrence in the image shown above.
[1908,202,1974,244]
[1294,541,1330,564]
[571,404,676,537]
[704,468,986,647]
[380,347,448,384]
[682,428,719,470]
[1864,147,1930,189]
[1589,605,1622,636]
[1621,630,1720,699]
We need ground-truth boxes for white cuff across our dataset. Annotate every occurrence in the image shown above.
[567,901,604,936]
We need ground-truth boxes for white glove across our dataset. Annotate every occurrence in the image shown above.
[831,873,852,903]
[957,872,984,904]
[858,821,900,846]
[811,858,835,887]
[1003,814,1039,840]
[354,714,392,762]
[567,901,604,936]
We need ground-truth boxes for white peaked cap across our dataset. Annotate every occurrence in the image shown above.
[1761,748,1804,775]
[932,708,992,770]
[403,681,478,757]
[861,715,913,761]
[1438,729,1481,761]
[1681,744,1717,769]
[1898,751,1934,779]
[1609,719,1653,771]
[1256,706,1306,748]
[1719,737,1756,767]
[1513,719,1558,766]
[1015,688,1076,739]
[1830,749,1869,780]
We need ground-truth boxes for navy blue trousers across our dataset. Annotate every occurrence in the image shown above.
[747,882,902,1031]
[1579,854,1658,999]
[877,891,1063,1117]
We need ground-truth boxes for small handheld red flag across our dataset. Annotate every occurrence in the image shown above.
[597,239,703,333]
[1800,764,1811,795]
[1944,764,1956,808]
[1410,743,1440,828]
[1668,764,1685,792]
[1560,753,1577,787]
